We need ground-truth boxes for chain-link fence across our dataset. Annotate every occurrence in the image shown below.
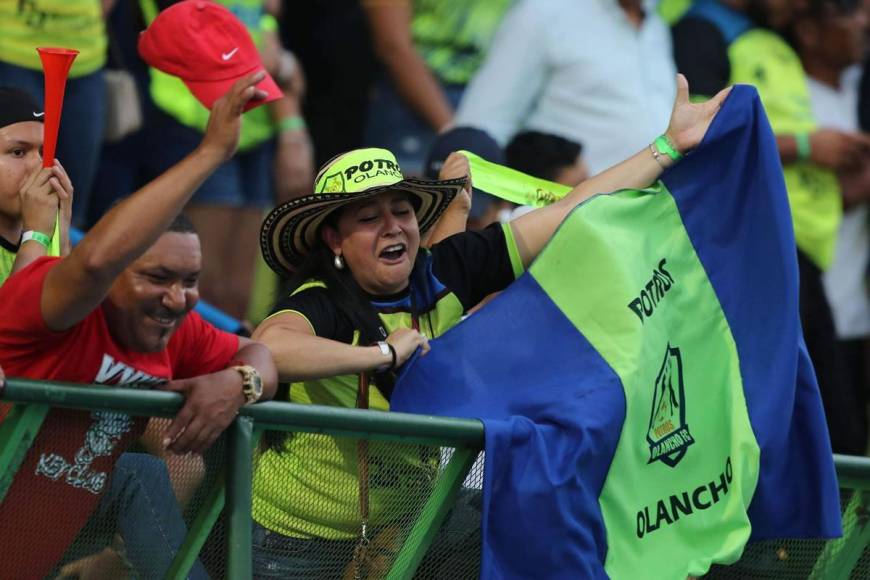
[1,378,868,579]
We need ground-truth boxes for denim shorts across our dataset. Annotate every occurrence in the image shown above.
[363,79,465,177]
[145,108,275,209]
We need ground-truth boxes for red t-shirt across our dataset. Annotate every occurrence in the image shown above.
[0,257,239,578]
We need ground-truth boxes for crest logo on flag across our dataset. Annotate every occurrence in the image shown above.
[647,344,695,467]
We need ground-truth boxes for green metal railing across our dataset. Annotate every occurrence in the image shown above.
[0,379,485,579]
[1,378,869,579]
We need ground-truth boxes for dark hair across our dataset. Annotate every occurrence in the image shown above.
[266,211,413,450]
[167,213,197,235]
[505,131,583,182]
[799,0,861,18]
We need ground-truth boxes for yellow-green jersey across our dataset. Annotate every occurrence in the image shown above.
[364,0,513,86]
[252,223,523,539]
[673,0,841,270]
[140,0,276,151]
[0,225,62,285]
[728,30,841,270]
[0,0,106,77]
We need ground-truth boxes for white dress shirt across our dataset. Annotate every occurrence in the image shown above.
[809,68,870,340]
[455,0,677,175]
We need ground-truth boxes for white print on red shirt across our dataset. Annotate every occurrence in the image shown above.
[34,354,167,494]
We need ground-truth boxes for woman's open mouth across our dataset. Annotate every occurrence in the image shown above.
[379,243,407,263]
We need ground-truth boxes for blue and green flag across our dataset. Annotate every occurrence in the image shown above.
[391,86,840,579]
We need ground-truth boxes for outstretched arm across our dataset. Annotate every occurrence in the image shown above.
[40,73,268,331]
[509,75,731,267]
[363,0,453,131]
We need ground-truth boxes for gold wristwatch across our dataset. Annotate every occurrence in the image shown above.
[232,364,263,405]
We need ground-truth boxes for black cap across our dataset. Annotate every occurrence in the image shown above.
[424,126,504,179]
[0,88,44,130]
[425,127,505,219]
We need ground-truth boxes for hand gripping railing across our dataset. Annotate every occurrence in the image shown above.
[2,378,870,579]
[0,378,484,579]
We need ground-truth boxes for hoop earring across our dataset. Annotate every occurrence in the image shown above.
[334,254,345,270]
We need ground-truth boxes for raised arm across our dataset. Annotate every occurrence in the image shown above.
[362,0,453,131]
[40,74,267,331]
[253,311,427,382]
[423,152,472,246]
[509,75,731,267]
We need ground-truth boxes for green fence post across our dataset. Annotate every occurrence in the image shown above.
[386,446,480,580]
[165,474,226,580]
[0,403,50,502]
[809,489,870,580]
[226,416,254,579]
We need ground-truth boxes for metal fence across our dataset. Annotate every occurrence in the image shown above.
[0,378,868,579]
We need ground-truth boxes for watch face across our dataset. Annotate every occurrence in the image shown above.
[238,366,263,403]
[251,372,263,397]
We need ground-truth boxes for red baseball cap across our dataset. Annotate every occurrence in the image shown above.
[138,0,282,112]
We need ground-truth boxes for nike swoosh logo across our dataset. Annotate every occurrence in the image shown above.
[221,47,239,61]
[33,112,45,118]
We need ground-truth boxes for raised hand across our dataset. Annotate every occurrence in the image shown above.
[439,151,472,213]
[199,72,270,163]
[665,74,731,155]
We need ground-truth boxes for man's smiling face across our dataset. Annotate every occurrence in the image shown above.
[105,232,202,352]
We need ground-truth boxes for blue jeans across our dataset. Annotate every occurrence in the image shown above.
[252,522,356,579]
[60,453,210,580]
[252,489,482,579]
[364,79,465,176]
[0,61,106,228]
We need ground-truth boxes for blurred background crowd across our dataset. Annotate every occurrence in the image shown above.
[1,0,869,454]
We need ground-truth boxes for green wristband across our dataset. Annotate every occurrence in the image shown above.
[795,133,811,161]
[278,116,306,133]
[654,134,683,161]
[21,230,51,249]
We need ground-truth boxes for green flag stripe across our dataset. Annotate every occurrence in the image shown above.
[529,183,760,578]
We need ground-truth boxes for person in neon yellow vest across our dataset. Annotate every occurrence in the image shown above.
[249,75,729,577]
[672,0,870,454]
[793,0,870,451]
[141,0,313,321]
[361,0,513,176]
[0,88,72,285]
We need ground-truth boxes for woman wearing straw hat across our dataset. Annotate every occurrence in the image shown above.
[250,76,729,578]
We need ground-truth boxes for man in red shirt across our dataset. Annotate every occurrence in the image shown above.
[0,73,278,577]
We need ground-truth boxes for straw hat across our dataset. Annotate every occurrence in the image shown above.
[260,147,463,275]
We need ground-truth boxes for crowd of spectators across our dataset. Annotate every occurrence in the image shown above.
[0,0,868,578]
